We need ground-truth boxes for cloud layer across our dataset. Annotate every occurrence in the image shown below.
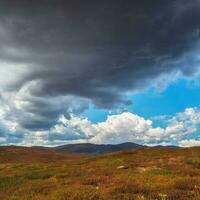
[1,107,200,147]
[0,1,200,145]
[52,108,200,146]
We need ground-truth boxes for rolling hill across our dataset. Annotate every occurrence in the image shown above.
[0,146,83,163]
[53,142,143,154]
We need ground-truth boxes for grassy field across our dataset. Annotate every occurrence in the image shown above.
[1,147,200,200]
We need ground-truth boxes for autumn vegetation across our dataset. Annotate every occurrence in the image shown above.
[0,146,200,200]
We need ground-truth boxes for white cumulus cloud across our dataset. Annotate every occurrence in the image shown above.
[0,106,200,146]
[44,107,200,146]
[179,139,200,147]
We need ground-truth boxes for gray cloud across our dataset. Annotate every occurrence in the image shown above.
[0,0,200,132]
[0,122,24,145]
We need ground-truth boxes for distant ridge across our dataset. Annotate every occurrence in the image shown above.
[0,146,83,163]
[153,145,178,148]
[53,142,143,154]
[0,143,179,157]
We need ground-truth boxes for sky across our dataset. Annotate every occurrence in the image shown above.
[0,0,200,147]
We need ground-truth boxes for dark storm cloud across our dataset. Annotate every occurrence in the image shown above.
[0,0,200,131]
[15,96,89,130]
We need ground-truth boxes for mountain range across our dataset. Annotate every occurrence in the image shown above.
[1,142,178,158]
[53,142,143,154]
